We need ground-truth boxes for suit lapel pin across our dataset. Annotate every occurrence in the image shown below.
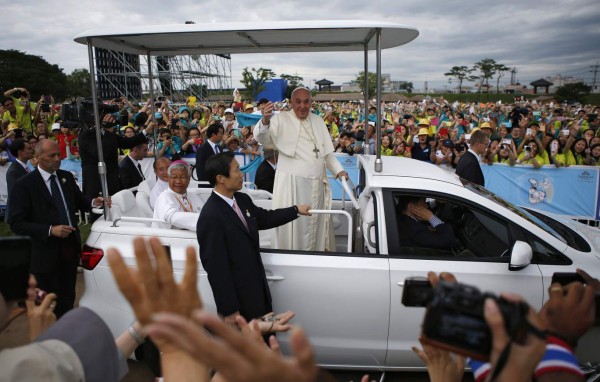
[246,210,250,217]
[61,178,67,184]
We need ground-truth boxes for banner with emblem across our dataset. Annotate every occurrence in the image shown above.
[483,164,600,220]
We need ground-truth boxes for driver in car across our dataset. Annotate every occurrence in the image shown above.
[396,196,459,250]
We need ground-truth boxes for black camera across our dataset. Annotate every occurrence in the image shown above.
[61,98,120,130]
[510,107,529,126]
[402,278,530,361]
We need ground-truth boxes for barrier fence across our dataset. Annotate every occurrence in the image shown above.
[1,155,599,222]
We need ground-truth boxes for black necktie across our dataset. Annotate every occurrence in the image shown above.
[137,163,145,179]
[50,174,70,226]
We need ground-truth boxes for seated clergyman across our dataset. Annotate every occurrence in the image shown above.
[152,161,204,230]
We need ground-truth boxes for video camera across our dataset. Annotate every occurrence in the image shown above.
[402,278,531,361]
[509,107,529,127]
[61,98,120,130]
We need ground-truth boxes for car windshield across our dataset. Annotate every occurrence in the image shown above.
[463,182,566,244]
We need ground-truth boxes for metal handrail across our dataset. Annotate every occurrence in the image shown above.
[112,216,167,227]
[308,209,353,253]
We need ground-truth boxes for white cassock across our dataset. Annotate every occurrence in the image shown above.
[152,188,204,231]
[254,111,343,251]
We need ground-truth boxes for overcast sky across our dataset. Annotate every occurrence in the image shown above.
[2,0,599,92]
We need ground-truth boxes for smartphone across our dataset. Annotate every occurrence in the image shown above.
[464,134,471,140]
[551,272,585,286]
[40,103,51,113]
[524,145,532,152]
[526,128,532,136]
[401,277,432,307]
[551,141,559,152]
[562,129,570,136]
[0,236,32,302]
[19,100,27,106]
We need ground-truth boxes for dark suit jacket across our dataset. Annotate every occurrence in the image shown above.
[254,160,276,194]
[195,141,220,186]
[397,214,458,250]
[455,151,484,186]
[7,169,92,273]
[78,129,148,198]
[4,161,28,223]
[118,156,145,190]
[197,192,297,320]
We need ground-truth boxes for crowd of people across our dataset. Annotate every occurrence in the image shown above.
[1,85,600,381]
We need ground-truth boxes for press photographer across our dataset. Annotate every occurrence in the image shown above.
[70,99,155,199]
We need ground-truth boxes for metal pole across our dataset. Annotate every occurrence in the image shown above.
[374,28,383,173]
[86,39,110,220]
[147,53,157,156]
[363,44,369,155]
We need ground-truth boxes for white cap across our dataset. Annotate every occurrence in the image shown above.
[51,123,61,131]
[224,108,234,114]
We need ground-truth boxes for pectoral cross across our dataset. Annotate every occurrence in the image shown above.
[313,145,320,158]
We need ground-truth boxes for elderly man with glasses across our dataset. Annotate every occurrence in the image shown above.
[152,161,204,231]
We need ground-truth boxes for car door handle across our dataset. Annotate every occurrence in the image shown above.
[396,282,404,287]
[266,275,285,281]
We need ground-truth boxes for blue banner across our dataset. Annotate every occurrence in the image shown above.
[328,154,360,200]
[483,164,599,220]
[60,159,84,190]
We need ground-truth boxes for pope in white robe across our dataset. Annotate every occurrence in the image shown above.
[254,87,348,251]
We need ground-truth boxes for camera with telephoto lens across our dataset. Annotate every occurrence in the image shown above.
[402,278,530,361]
[509,107,529,127]
[61,97,120,130]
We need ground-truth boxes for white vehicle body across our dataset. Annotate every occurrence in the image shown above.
[80,156,600,370]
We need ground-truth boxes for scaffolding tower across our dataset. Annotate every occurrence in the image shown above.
[94,48,232,104]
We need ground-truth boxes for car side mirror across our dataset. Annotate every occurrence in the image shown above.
[509,240,532,271]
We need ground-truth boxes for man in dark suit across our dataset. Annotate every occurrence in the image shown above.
[78,114,152,199]
[396,196,458,250]
[455,130,489,187]
[118,142,149,190]
[4,139,33,222]
[197,152,310,323]
[8,140,107,317]
[195,123,224,187]
[254,149,277,193]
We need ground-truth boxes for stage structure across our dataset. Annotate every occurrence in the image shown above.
[94,48,232,103]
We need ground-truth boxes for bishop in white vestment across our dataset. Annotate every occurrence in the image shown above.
[254,88,348,251]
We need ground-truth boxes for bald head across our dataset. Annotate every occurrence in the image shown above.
[35,139,61,172]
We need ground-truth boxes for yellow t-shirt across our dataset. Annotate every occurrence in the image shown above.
[517,151,549,166]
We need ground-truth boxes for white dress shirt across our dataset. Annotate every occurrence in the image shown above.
[152,188,204,231]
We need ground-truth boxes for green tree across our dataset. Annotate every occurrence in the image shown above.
[66,68,91,98]
[398,81,414,93]
[280,74,304,99]
[473,58,497,94]
[555,82,591,104]
[352,71,380,99]
[493,64,511,94]
[240,67,276,100]
[0,49,68,101]
[444,66,476,94]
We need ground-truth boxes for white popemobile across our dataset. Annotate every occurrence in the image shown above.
[80,155,600,369]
